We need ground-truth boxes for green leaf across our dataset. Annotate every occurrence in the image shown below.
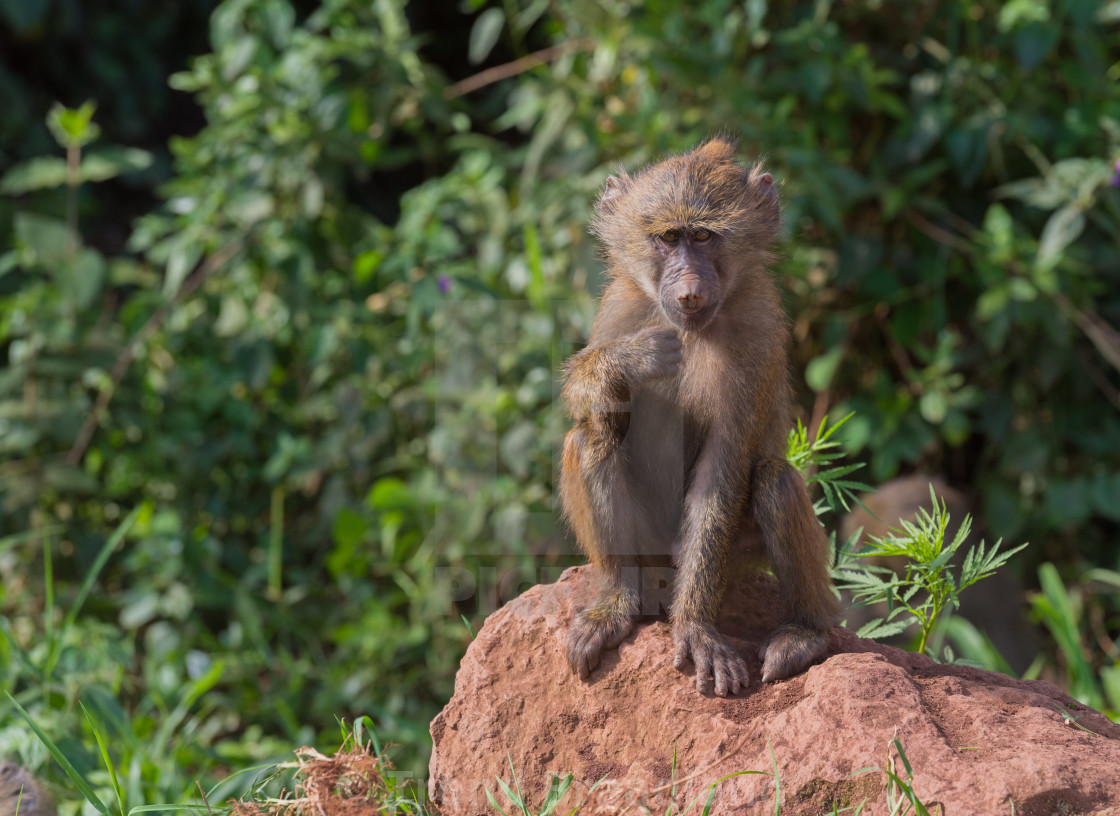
[13,212,70,268]
[0,250,16,277]
[1102,666,1120,713]
[164,241,202,295]
[367,478,415,511]
[1098,1,1120,23]
[485,785,509,816]
[1084,567,1120,590]
[919,391,948,424]
[998,0,1049,30]
[332,508,368,552]
[469,7,505,65]
[1034,563,1096,699]
[537,774,574,816]
[54,248,107,310]
[79,147,154,183]
[1037,205,1085,263]
[982,203,1014,260]
[496,777,525,814]
[994,177,1065,209]
[976,284,1009,322]
[47,101,100,149]
[0,157,68,194]
[805,347,843,392]
[5,692,110,814]
[81,703,126,816]
[857,618,912,639]
[943,617,1014,675]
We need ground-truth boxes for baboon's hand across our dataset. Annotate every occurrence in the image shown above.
[672,620,749,697]
[627,327,682,383]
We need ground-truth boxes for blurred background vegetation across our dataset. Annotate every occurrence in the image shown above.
[1,0,1119,810]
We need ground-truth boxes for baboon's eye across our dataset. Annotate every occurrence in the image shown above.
[693,229,712,242]
[659,231,680,244]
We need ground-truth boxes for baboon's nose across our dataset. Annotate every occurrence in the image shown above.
[677,291,706,313]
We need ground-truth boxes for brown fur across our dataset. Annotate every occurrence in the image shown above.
[0,764,55,816]
[561,138,838,696]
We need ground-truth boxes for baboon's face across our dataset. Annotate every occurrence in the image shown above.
[649,226,722,332]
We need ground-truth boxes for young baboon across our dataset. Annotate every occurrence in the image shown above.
[560,138,838,696]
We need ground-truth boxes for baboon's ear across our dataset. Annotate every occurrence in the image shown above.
[751,165,779,200]
[597,173,629,211]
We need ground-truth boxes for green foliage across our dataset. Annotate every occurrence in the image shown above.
[46,101,102,150]
[0,511,283,813]
[486,757,579,816]
[787,413,870,517]
[1029,563,1120,718]
[0,148,153,196]
[835,485,1029,654]
[879,737,935,816]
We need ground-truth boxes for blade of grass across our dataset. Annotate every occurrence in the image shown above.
[269,486,283,599]
[81,702,126,816]
[62,506,141,633]
[768,736,781,816]
[43,530,54,706]
[5,691,110,814]
[496,777,525,814]
[44,508,142,683]
[700,784,718,816]
[538,774,574,816]
[507,754,530,815]
[1035,563,1097,702]
[485,785,510,816]
[150,660,224,759]
[566,773,609,816]
[352,715,382,755]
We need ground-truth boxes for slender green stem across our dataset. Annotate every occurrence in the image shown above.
[43,531,54,706]
[269,487,284,599]
[66,142,80,256]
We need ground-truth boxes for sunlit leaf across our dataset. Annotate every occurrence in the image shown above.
[0,157,69,193]
[1037,205,1085,263]
[468,7,505,65]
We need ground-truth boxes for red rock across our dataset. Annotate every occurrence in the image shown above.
[429,566,1120,816]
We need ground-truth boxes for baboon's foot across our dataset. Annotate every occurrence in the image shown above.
[673,619,750,697]
[758,623,829,683]
[566,608,635,680]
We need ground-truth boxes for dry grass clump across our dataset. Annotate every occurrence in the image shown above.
[230,742,398,816]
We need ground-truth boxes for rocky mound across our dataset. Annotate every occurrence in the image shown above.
[429,566,1120,815]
